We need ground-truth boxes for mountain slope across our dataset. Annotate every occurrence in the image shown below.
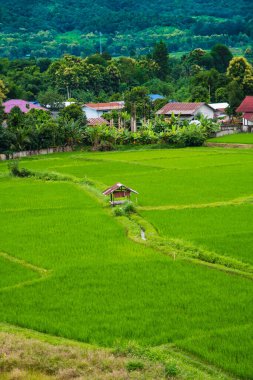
[0,0,252,58]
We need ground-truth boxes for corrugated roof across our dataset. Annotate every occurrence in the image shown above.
[103,183,138,196]
[149,94,165,101]
[87,117,109,126]
[157,102,208,115]
[84,102,124,111]
[3,99,47,114]
[209,103,229,111]
[236,96,253,113]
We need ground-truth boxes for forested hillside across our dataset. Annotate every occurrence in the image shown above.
[0,0,252,58]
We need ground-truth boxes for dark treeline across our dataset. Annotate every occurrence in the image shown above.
[0,0,253,58]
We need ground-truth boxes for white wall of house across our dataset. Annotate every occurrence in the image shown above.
[194,105,214,119]
[242,118,253,132]
[82,106,102,118]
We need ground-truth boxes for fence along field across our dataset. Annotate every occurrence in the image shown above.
[0,147,253,379]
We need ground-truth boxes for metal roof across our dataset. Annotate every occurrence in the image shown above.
[149,94,165,101]
[103,183,138,196]
[157,102,213,115]
[236,96,253,113]
[209,102,229,111]
[84,102,124,111]
[87,117,109,126]
[243,113,253,122]
[3,99,47,114]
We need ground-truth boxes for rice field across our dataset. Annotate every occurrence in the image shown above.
[141,204,253,265]
[0,147,253,379]
[208,133,253,144]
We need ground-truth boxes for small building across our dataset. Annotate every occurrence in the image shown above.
[149,94,165,102]
[156,102,215,121]
[83,102,124,119]
[103,183,138,206]
[209,102,229,121]
[3,99,47,114]
[87,117,109,127]
[236,96,253,132]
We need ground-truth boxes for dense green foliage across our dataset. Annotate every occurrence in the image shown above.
[0,0,253,58]
[0,47,252,152]
[1,46,252,107]
[0,106,87,153]
[0,147,253,379]
[0,112,217,153]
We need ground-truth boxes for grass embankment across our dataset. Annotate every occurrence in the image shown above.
[0,147,253,378]
[208,133,253,144]
[0,324,234,380]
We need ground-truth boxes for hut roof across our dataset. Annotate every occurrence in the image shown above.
[103,183,138,196]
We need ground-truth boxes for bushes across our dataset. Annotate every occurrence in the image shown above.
[85,122,207,150]
[113,201,136,216]
[126,360,144,372]
[8,161,31,177]
[160,125,206,147]
[1,109,213,154]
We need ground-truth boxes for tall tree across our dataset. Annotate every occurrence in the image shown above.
[152,41,169,80]
[227,57,253,96]
[211,44,233,73]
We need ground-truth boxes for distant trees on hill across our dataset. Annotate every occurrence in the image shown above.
[0,0,253,58]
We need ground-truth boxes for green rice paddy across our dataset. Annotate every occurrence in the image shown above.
[141,204,253,265]
[0,147,253,379]
[208,133,253,144]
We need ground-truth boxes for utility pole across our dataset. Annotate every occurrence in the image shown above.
[99,32,103,55]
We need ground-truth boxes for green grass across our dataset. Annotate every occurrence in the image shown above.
[208,133,253,144]
[0,147,253,378]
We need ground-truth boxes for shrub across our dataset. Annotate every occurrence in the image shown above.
[126,360,144,372]
[113,207,124,216]
[93,140,115,151]
[123,201,136,214]
[8,161,31,178]
[164,362,179,377]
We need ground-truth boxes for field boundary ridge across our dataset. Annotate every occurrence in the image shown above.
[139,194,253,211]
[205,142,253,149]
[0,251,51,292]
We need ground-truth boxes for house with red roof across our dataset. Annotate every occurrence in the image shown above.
[236,96,253,132]
[83,102,124,119]
[156,102,215,121]
[3,99,47,114]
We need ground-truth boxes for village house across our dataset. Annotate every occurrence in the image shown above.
[209,102,229,121]
[149,94,165,102]
[82,102,124,119]
[236,96,253,132]
[3,99,47,114]
[156,102,215,121]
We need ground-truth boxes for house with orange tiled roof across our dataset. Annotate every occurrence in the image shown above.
[83,102,124,119]
[236,96,253,132]
[156,102,215,121]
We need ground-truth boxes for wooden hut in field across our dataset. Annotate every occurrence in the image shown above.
[103,183,138,206]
